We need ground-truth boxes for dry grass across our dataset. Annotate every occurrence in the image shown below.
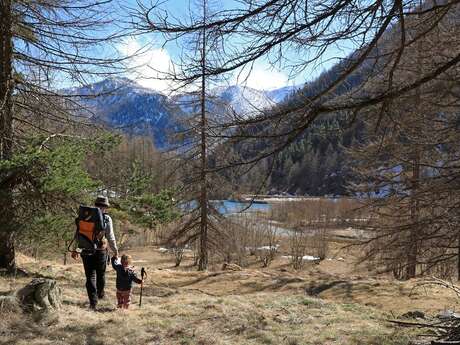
[0,246,455,345]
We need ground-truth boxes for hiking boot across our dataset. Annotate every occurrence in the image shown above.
[89,303,97,311]
[97,292,105,300]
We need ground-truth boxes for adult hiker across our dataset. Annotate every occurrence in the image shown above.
[71,196,119,310]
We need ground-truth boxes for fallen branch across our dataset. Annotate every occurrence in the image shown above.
[410,277,460,298]
[394,278,460,344]
[387,319,454,329]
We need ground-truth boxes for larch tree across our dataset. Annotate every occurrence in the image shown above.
[348,8,460,279]
[136,0,259,270]
[136,0,460,277]
[137,0,460,167]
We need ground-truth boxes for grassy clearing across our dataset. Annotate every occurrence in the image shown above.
[0,248,447,345]
[0,290,419,345]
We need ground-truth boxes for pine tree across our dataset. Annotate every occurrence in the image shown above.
[0,0,127,272]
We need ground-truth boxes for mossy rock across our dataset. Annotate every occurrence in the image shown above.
[17,278,62,312]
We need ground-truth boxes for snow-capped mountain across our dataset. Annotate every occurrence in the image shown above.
[64,77,297,148]
[212,85,275,117]
[266,85,301,103]
[64,78,181,148]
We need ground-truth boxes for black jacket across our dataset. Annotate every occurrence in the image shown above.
[111,257,142,291]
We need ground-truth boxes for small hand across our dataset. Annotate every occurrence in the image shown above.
[71,251,79,260]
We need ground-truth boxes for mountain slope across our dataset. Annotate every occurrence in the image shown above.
[66,78,295,148]
[213,85,275,118]
[65,78,182,148]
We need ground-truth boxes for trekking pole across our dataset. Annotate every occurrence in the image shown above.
[139,267,146,307]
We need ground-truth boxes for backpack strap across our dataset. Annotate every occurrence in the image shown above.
[103,214,109,229]
[67,217,80,252]
[94,214,110,248]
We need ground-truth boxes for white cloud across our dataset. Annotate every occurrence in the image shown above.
[118,37,176,93]
[119,38,290,93]
[234,65,289,90]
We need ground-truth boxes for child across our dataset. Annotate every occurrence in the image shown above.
[111,254,143,309]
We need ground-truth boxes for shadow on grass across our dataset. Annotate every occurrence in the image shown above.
[172,271,235,288]
[306,280,350,296]
[62,299,88,308]
[304,279,382,303]
[95,306,117,313]
[2,315,119,345]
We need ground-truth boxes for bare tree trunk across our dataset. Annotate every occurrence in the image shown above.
[0,0,16,273]
[198,0,208,271]
[406,1,422,279]
[457,229,460,281]
[406,152,419,279]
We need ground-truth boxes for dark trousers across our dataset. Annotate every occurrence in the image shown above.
[81,250,107,307]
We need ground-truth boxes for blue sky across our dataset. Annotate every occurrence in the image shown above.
[115,0,352,93]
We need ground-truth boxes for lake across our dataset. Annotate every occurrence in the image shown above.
[180,200,271,215]
[213,200,271,214]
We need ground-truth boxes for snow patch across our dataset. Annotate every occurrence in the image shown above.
[282,255,320,261]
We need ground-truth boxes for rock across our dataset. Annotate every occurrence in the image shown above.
[437,309,460,320]
[17,278,62,312]
[401,310,425,319]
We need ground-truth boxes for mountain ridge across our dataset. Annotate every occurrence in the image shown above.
[65,77,302,148]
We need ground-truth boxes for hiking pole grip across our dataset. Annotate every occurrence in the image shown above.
[139,267,145,307]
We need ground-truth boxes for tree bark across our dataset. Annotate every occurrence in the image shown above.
[406,2,422,279]
[0,0,16,273]
[198,0,208,271]
[406,152,420,279]
[457,220,460,281]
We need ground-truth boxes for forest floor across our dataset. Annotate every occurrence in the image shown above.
[0,243,458,345]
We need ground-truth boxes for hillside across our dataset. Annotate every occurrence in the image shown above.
[1,245,456,345]
[64,74,362,197]
[227,0,460,197]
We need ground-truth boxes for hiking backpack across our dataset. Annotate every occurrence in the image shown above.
[74,205,108,250]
